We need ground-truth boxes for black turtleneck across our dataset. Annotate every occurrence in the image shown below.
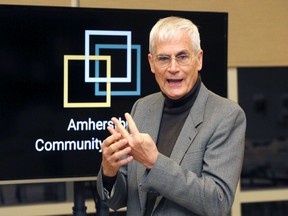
[156,76,201,157]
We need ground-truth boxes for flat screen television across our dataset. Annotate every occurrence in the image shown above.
[0,5,227,183]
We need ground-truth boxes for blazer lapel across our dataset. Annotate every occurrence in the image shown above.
[170,83,208,164]
[169,115,198,163]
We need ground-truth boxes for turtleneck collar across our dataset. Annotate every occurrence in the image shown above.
[162,75,201,113]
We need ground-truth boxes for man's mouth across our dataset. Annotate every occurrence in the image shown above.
[167,79,183,83]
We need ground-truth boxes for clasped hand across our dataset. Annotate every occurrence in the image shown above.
[102,113,159,177]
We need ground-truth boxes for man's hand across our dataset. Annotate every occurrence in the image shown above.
[111,113,159,169]
[101,128,133,177]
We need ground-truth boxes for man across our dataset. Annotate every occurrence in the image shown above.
[97,16,246,216]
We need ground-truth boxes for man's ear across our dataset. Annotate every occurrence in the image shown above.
[148,53,156,74]
[197,50,203,71]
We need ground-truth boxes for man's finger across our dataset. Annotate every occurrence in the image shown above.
[107,126,118,135]
[124,113,139,135]
[111,117,130,138]
[103,132,121,148]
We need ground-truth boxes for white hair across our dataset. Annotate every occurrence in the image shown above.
[149,16,201,55]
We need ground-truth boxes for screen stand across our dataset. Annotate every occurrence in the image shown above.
[72,181,109,216]
[73,181,87,216]
[95,190,109,216]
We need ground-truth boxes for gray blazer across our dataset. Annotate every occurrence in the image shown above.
[97,83,246,216]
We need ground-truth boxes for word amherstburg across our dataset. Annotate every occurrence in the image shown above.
[35,117,127,153]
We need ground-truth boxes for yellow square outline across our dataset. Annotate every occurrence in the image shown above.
[64,55,111,108]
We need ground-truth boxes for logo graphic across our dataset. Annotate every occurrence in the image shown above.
[64,30,141,108]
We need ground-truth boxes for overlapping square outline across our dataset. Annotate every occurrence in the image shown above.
[64,30,140,108]
[63,55,111,108]
[94,44,141,96]
[85,30,132,83]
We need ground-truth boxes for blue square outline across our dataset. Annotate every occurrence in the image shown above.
[94,44,141,96]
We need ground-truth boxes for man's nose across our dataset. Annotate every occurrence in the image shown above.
[168,58,179,72]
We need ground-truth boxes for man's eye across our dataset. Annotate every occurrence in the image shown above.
[176,54,189,61]
[157,56,170,61]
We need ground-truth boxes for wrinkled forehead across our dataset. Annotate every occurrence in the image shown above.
[156,28,188,42]
[153,31,193,51]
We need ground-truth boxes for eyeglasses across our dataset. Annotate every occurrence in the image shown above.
[154,53,193,68]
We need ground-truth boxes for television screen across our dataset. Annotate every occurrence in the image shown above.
[0,5,227,182]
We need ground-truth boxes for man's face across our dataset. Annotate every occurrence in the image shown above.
[148,32,203,100]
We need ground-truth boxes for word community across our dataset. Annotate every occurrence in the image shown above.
[35,137,103,152]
